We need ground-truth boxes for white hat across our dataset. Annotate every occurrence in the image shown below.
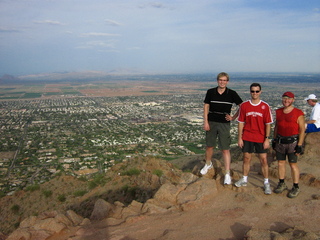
[305,94,317,101]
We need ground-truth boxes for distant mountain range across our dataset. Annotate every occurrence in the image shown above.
[1,71,319,83]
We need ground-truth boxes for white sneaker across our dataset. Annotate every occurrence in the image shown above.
[235,178,247,187]
[224,174,231,185]
[200,162,213,175]
[264,183,272,195]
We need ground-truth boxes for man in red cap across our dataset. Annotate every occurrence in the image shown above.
[273,91,305,198]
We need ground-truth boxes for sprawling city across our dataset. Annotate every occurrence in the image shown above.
[0,73,319,196]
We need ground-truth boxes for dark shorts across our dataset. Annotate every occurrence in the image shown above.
[276,151,298,163]
[242,140,267,154]
[274,135,298,163]
[206,121,231,150]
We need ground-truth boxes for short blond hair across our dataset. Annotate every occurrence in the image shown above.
[216,72,229,81]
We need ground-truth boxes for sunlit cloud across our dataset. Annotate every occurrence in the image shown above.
[138,2,170,9]
[33,20,65,25]
[105,19,122,26]
[0,27,20,33]
[76,40,117,49]
[81,32,121,37]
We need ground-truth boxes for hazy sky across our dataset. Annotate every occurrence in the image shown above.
[0,0,319,76]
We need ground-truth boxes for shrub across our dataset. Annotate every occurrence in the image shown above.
[42,190,53,198]
[88,181,98,190]
[11,204,20,214]
[25,184,40,192]
[0,191,5,198]
[57,194,66,202]
[123,168,141,176]
[87,173,106,190]
[153,169,163,177]
[78,176,87,182]
[73,190,87,197]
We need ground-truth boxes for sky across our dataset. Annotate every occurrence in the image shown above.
[0,0,319,76]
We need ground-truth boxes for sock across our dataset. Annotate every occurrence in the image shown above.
[226,170,230,175]
[293,183,299,189]
[264,178,269,184]
[243,176,248,182]
[279,179,285,183]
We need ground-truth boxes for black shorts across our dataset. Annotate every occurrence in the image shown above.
[276,151,298,163]
[242,140,267,154]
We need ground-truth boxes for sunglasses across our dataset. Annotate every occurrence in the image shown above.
[250,90,260,93]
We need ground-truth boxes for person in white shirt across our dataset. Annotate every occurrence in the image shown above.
[305,94,320,133]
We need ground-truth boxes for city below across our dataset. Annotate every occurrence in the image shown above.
[0,72,319,195]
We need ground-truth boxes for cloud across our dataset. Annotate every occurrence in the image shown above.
[0,27,20,33]
[105,19,122,26]
[33,20,65,25]
[138,2,170,9]
[81,32,121,37]
[76,40,117,49]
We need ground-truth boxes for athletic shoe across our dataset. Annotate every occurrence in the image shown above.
[288,187,300,198]
[200,162,213,175]
[274,182,287,194]
[224,174,231,185]
[264,183,272,195]
[235,178,247,187]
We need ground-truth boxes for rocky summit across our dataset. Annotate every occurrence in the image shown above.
[2,133,320,240]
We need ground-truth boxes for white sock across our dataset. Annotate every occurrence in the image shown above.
[243,176,248,182]
[264,178,269,184]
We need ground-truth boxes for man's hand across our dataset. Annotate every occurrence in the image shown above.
[263,138,270,150]
[238,139,244,148]
[225,114,232,121]
[203,122,210,131]
[272,139,276,149]
[294,145,304,155]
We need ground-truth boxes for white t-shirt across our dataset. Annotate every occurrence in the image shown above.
[310,102,320,128]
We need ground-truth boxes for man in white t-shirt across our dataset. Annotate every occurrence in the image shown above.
[305,94,320,133]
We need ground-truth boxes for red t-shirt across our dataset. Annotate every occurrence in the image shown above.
[238,100,273,143]
[276,107,304,137]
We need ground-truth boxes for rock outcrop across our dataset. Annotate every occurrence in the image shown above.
[5,133,320,240]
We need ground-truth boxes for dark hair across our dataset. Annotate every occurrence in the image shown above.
[250,83,261,90]
[216,72,229,81]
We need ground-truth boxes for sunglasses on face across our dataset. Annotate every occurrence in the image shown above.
[250,90,260,93]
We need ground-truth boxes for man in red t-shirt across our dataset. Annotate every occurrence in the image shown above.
[235,83,273,195]
[273,91,305,198]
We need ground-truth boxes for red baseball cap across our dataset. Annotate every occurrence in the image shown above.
[282,92,295,98]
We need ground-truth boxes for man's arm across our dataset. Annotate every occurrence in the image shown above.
[231,107,240,121]
[263,123,271,149]
[306,119,316,124]
[238,122,244,148]
[297,115,305,146]
[203,103,210,131]
[273,121,278,138]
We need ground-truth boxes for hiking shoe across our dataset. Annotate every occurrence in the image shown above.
[200,162,213,175]
[288,187,300,198]
[224,174,231,185]
[274,182,287,194]
[264,183,272,195]
[235,178,247,187]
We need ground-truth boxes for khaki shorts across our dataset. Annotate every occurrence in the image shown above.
[205,121,231,150]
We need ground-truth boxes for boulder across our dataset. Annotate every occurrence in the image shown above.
[66,210,84,226]
[90,198,114,221]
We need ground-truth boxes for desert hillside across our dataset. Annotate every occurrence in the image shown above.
[1,132,320,240]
